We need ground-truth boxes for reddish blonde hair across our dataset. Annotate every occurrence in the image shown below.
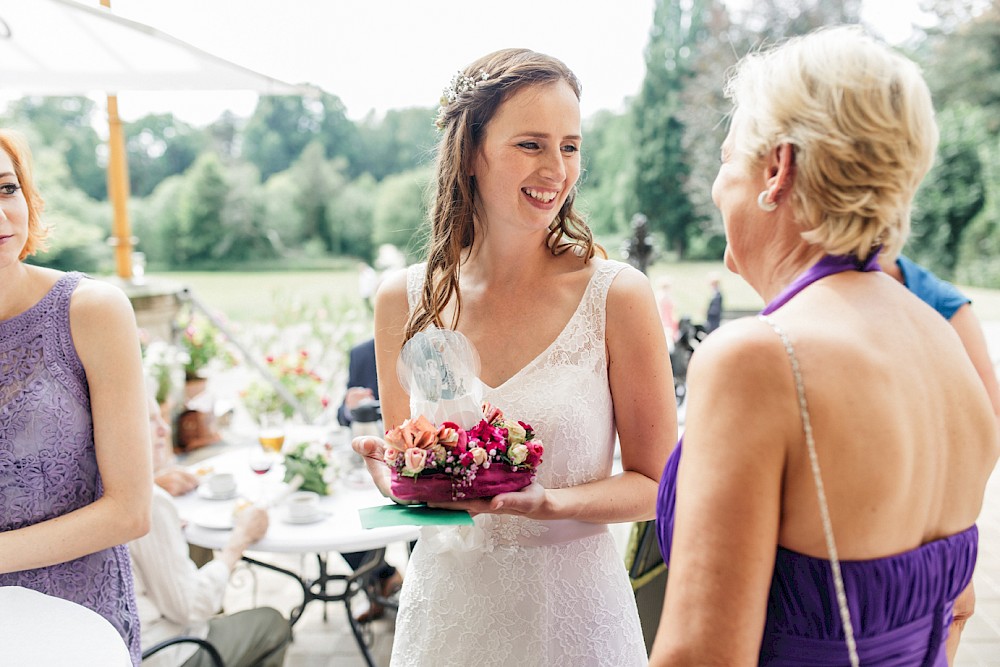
[0,129,47,259]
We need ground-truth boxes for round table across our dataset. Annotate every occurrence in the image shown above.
[0,586,132,666]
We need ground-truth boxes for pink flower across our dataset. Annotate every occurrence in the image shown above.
[384,447,401,465]
[403,447,428,475]
[526,441,544,467]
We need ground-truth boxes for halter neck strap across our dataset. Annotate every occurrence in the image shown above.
[760,250,881,316]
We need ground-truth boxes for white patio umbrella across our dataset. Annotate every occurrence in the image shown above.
[0,0,312,278]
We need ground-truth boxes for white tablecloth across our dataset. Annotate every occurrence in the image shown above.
[0,586,132,666]
[174,447,420,554]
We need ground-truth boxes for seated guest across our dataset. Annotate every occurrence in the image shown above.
[130,392,290,667]
[650,27,998,665]
[337,336,404,622]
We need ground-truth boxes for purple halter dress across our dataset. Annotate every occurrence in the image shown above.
[0,272,141,665]
[655,253,977,666]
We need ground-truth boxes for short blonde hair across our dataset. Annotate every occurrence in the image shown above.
[0,129,47,259]
[725,26,938,259]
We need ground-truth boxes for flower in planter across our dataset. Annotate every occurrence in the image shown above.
[141,338,187,408]
[179,313,235,380]
[241,350,332,423]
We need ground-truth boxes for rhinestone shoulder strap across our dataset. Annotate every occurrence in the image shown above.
[759,315,860,667]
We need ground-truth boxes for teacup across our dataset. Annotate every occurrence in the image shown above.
[207,472,237,497]
[286,491,321,520]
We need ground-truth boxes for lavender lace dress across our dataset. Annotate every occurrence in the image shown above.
[0,272,141,665]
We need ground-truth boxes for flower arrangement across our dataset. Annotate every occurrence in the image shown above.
[141,338,187,407]
[435,68,490,130]
[180,313,234,380]
[385,402,544,501]
[241,350,332,422]
[282,440,337,496]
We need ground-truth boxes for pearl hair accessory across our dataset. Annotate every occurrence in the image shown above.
[757,190,778,212]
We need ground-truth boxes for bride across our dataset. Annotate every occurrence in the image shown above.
[353,48,676,666]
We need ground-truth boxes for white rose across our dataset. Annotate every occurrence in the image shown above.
[508,443,529,465]
[470,447,488,466]
[504,420,526,446]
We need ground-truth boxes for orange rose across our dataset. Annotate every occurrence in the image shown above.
[387,415,438,451]
[482,402,504,425]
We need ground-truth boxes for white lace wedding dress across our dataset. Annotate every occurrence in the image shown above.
[391,259,646,667]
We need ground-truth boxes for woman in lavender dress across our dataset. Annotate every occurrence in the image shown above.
[650,28,998,665]
[0,129,151,665]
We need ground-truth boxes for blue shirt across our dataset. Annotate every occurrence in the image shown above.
[896,255,971,320]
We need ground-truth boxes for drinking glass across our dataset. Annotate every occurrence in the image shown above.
[257,412,286,454]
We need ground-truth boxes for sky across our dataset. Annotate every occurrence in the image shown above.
[106,0,660,125]
[9,0,929,128]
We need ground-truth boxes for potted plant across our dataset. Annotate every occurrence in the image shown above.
[241,350,332,425]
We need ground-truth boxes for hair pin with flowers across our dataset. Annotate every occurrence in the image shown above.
[434,68,490,130]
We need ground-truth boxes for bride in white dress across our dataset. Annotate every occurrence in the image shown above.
[353,48,677,667]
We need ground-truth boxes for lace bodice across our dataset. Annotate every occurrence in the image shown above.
[0,272,141,665]
[393,260,645,666]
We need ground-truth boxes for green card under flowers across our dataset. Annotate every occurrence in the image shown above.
[359,503,474,529]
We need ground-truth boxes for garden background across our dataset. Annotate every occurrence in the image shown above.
[7,0,1000,424]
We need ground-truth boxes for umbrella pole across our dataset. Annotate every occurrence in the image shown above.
[106,93,133,280]
[100,0,132,281]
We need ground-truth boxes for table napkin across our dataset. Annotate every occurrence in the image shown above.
[359,503,474,528]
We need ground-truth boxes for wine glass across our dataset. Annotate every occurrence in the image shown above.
[248,443,277,502]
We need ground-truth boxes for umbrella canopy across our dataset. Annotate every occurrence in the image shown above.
[0,0,308,95]
[0,0,311,277]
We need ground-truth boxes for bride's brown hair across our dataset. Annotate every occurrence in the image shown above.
[404,49,600,341]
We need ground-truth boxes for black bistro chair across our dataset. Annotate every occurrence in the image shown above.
[141,635,224,667]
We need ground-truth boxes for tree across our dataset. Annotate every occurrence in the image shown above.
[125,113,206,197]
[372,167,433,257]
[919,1,1000,134]
[288,142,345,252]
[243,96,320,180]
[353,107,438,180]
[908,104,988,275]
[327,173,378,261]
[165,153,229,265]
[632,0,713,258]
[580,110,636,236]
[2,97,107,200]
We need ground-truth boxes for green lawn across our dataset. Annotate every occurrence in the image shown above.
[148,260,1000,325]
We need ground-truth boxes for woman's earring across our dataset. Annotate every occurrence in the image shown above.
[757,190,778,212]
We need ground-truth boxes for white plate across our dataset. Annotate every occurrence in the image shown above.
[192,507,234,530]
[197,485,238,501]
[280,510,329,525]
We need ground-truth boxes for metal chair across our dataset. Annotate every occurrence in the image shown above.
[624,520,669,656]
[141,635,224,666]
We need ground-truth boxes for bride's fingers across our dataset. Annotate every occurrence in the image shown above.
[352,435,385,460]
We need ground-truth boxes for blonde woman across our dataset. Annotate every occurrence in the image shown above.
[651,27,998,665]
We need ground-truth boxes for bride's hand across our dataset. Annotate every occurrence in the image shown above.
[430,481,547,518]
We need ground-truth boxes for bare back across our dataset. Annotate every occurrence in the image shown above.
[770,271,997,558]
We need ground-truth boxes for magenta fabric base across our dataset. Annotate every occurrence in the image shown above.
[391,464,534,502]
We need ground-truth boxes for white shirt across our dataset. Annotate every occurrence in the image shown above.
[129,487,231,667]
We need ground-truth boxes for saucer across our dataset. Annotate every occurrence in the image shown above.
[197,485,238,501]
[281,510,328,525]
